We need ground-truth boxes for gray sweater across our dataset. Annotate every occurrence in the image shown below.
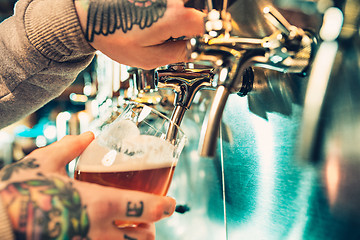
[0,0,96,238]
[0,0,95,129]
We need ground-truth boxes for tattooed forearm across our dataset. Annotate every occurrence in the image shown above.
[126,201,144,217]
[85,0,167,41]
[0,158,39,181]
[0,177,90,239]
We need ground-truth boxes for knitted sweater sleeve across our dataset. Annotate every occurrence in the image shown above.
[0,0,96,129]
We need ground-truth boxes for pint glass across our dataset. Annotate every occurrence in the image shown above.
[74,102,186,227]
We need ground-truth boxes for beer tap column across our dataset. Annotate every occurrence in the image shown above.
[188,5,317,157]
[187,8,260,157]
[195,52,259,157]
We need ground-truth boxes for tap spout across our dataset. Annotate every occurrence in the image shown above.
[199,85,230,157]
[190,4,317,158]
[198,55,262,157]
[156,63,215,142]
[166,105,187,143]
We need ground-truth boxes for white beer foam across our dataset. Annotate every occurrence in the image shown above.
[97,119,140,150]
[77,120,176,172]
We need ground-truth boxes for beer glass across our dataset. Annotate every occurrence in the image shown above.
[74,102,186,227]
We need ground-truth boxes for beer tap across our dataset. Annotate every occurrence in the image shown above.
[119,63,215,143]
[131,68,157,93]
[156,63,215,142]
[124,67,163,105]
[188,3,317,157]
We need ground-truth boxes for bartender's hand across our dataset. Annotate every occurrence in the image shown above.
[0,132,176,240]
[74,0,205,69]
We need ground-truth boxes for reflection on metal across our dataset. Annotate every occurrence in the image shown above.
[340,0,360,40]
[297,41,338,162]
[157,63,214,111]
[218,123,228,240]
[247,69,299,120]
[130,68,158,93]
[188,2,316,157]
[297,5,352,163]
[228,0,275,38]
[324,139,341,207]
[158,0,360,239]
[199,85,230,157]
[54,0,360,239]
[156,63,215,141]
[250,113,275,228]
[319,33,360,220]
[310,0,360,221]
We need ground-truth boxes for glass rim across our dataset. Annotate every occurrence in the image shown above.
[125,101,186,137]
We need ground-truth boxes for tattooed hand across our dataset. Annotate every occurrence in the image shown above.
[74,0,205,69]
[0,132,176,240]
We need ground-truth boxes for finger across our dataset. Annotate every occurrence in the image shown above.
[136,222,156,231]
[127,40,187,69]
[142,7,204,47]
[135,7,205,47]
[164,7,205,38]
[76,181,176,225]
[90,222,156,240]
[118,40,193,70]
[29,131,95,169]
[120,223,156,240]
[107,40,187,70]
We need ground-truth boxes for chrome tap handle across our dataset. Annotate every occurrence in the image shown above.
[155,63,215,142]
[263,6,292,36]
[127,67,157,93]
[156,63,215,110]
[188,3,317,157]
[260,5,317,73]
[263,5,307,49]
[133,68,157,93]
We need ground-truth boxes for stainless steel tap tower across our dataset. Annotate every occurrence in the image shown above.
[79,0,360,239]
[157,0,360,239]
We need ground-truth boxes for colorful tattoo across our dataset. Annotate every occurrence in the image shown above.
[85,0,167,41]
[0,158,40,181]
[126,201,144,217]
[0,177,90,240]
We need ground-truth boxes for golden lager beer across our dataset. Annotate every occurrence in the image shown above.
[75,103,186,228]
[74,165,175,195]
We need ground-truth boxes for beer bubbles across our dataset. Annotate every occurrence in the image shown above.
[74,102,186,228]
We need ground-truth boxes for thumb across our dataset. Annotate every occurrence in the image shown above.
[28,131,95,170]
[58,131,95,159]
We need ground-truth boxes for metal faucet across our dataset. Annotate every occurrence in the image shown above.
[130,68,157,93]
[123,63,215,143]
[188,3,317,157]
[156,63,215,142]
